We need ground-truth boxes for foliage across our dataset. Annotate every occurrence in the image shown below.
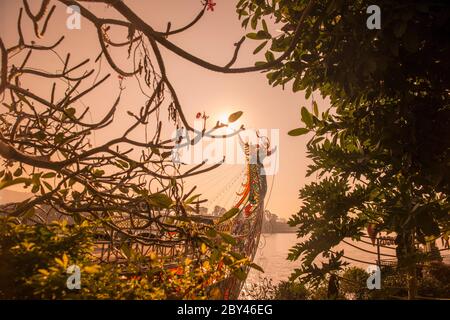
[244,276,346,300]
[237,0,450,296]
[0,217,96,299]
[340,267,369,300]
[245,265,450,300]
[356,264,450,299]
[242,277,277,300]
[0,217,253,299]
[243,277,310,300]
[274,280,310,300]
[417,263,450,298]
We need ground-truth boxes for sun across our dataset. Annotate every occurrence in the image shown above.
[217,112,239,133]
[218,113,229,124]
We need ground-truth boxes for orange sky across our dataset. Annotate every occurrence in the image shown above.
[0,0,330,219]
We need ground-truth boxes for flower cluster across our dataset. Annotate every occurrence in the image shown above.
[206,0,216,12]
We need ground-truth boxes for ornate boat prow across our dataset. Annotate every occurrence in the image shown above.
[214,137,272,299]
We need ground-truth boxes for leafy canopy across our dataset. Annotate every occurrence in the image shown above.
[237,0,450,286]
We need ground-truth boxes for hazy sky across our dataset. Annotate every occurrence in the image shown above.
[0,0,329,219]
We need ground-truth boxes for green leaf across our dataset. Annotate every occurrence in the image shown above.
[288,128,309,136]
[206,228,217,238]
[116,159,129,168]
[262,19,268,33]
[246,31,271,40]
[150,147,160,155]
[54,133,65,144]
[310,136,325,145]
[218,231,236,245]
[253,41,268,54]
[246,32,259,40]
[229,251,245,261]
[301,107,313,128]
[93,169,105,177]
[185,194,201,204]
[13,168,23,177]
[34,131,46,140]
[237,8,248,17]
[119,186,129,194]
[305,87,312,99]
[65,107,76,119]
[31,184,40,193]
[218,208,239,223]
[251,15,258,29]
[42,172,56,179]
[249,262,264,273]
[147,193,173,209]
[228,111,243,123]
[233,268,247,281]
[42,181,53,191]
[293,76,302,92]
[265,51,275,62]
[313,101,319,117]
[161,151,172,159]
[256,30,271,40]
[241,17,249,28]
[0,177,31,190]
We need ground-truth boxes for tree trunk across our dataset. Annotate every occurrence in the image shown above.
[407,263,417,299]
[407,232,417,300]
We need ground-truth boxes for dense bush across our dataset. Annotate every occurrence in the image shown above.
[244,265,450,300]
[274,281,310,300]
[0,217,248,299]
[341,265,450,299]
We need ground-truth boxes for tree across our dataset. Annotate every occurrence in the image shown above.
[237,0,450,299]
[0,0,282,298]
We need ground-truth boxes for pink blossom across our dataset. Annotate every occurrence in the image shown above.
[206,0,216,12]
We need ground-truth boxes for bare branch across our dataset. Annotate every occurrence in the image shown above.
[0,38,6,95]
